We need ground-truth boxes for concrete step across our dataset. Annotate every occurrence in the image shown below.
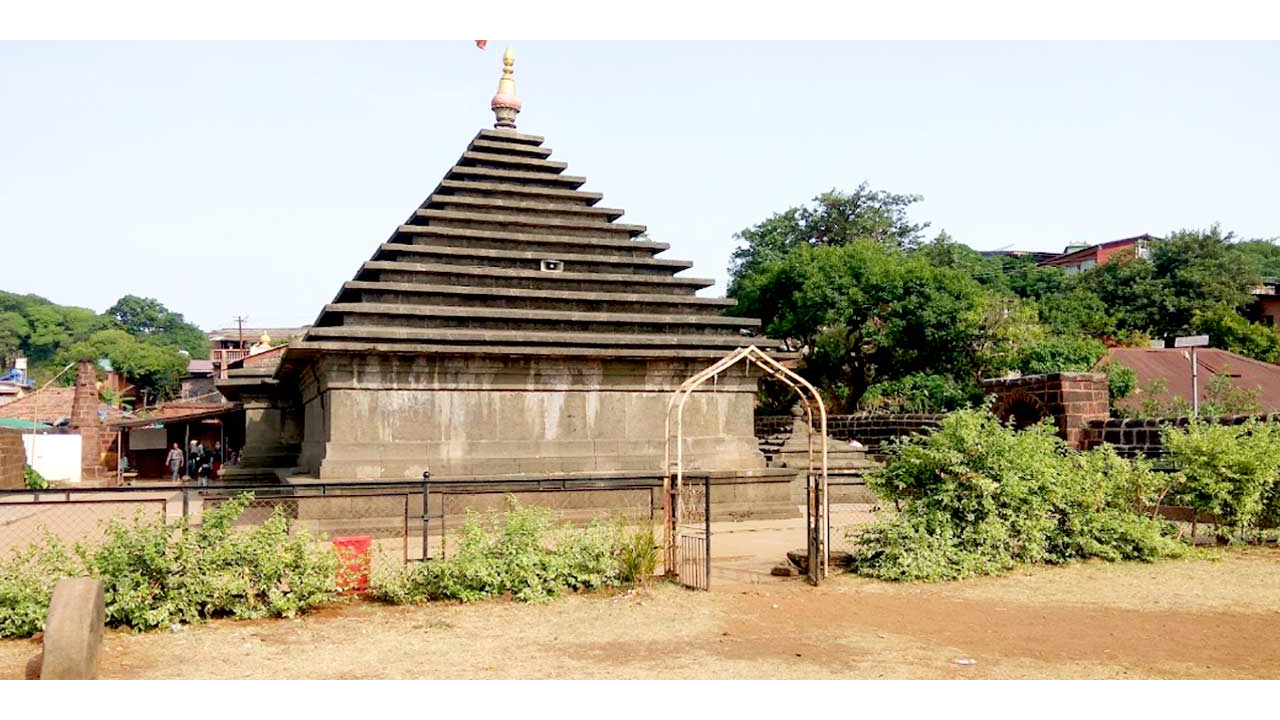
[447,165,586,189]
[395,223,666,256]
[416,208,645,236]
[288,340,780,360]
[426,194,623,220]
[477,128,545,146]
[467,138,553,158]
[458,151,568,173]
[305,324,773,349]
[360,260,714,293]
[377,241,687,273]
[437,179,603,206]
[340,280,738,311]
[322,302,761,329]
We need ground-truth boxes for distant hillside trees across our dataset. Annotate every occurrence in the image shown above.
[0,291,207,403]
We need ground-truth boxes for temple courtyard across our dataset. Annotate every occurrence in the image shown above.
[3,541,1277,680]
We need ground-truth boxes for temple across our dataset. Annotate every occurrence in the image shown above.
[219,48,781,486]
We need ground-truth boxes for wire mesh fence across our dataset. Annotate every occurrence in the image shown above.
[0,484,419,572]
[0,496,170,558]
[427,480,661,561]
[825,478,882,557]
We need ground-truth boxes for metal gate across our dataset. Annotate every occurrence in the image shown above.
[672,476,711,590]
[664,345,829,586]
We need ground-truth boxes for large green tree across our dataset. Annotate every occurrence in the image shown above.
[728,183,932,287]
[1077,227,1259,338]
[731,239,986,410]
[62,329,189,405]
[105,295,209,359]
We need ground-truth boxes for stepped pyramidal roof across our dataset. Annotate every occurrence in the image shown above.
[290,47,774,361]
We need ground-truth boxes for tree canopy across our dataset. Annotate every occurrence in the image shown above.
[728,185,1280,413]
[0,291,207,403]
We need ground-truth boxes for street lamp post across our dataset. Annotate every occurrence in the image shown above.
[1154,334,1210,417]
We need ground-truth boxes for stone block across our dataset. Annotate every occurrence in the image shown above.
[41,577,105,680]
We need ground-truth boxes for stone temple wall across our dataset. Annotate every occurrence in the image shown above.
[297,354,764,480]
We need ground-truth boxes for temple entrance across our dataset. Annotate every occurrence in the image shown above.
[663,345,830,587]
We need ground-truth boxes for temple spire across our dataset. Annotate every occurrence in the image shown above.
[490,46,521,129]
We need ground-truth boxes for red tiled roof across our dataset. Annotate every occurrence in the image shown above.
[105,401,240,429]
[0,386,76,423]
[1099,347,1280,414]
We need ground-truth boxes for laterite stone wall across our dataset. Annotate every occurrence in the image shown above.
[0,429,26,490]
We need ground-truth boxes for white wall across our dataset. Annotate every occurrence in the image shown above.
[22,434,81,483]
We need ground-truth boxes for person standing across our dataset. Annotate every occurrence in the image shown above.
[212,441,223,481]
[166,443,184,482]
[187,440,198,480]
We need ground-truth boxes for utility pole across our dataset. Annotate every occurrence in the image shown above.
[234,315,248,350]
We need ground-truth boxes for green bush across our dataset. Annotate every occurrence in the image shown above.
[859,373,977,413]
[370,498,657,604]
[0,492,340,638]
[23,464,48,490]
[847,409,1185,582]
[0,534,79,638]
[1162,418,1280,536]
[614,519,660,583]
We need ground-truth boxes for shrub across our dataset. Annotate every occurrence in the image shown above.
[370,498,656,604]
[0,534,79,638]
[859,373,977,413]
[1162,418,1280,536]
[614,519,660,583]
[23,464,47,490]
[1099,362,1137,403]
[847,409,1185,582]
[0,492,340,638]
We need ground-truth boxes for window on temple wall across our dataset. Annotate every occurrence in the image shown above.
[1266,315,1276,328]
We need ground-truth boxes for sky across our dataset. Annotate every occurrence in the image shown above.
[2,41,1278,331]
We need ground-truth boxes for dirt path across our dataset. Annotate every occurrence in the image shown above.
[4,547,1278,679]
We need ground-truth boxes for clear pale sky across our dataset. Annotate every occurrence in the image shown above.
[2,41,1277,331]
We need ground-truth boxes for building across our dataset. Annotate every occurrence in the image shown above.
[1038,234,1158,274]
[1247,277,1280,330]
[1098,346,1280,416]
[218,49,782,488]
[0,359,34,403]
[208,327,308,379]
[106,396,244,480]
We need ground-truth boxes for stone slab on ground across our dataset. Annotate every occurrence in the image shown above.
[41,577,105,680]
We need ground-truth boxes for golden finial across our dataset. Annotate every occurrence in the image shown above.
[490,46,521,129]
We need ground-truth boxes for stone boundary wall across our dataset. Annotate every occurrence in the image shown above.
[755,413,943,453]
[0,428,26,490]
[1084,412,1280,459]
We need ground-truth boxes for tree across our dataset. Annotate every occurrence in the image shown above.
[1230,238,1280,278]
[0,311,30,367]
[62,329,188,405]
[106,295,209,359]
[731,240,986,410]
[1073,226,1258,339]
[1190,305,1280,363]
[728,183,932,286]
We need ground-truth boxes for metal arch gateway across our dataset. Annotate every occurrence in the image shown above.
[663,345,830,587]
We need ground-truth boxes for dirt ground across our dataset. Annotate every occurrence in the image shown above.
[3,545,1279,680]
